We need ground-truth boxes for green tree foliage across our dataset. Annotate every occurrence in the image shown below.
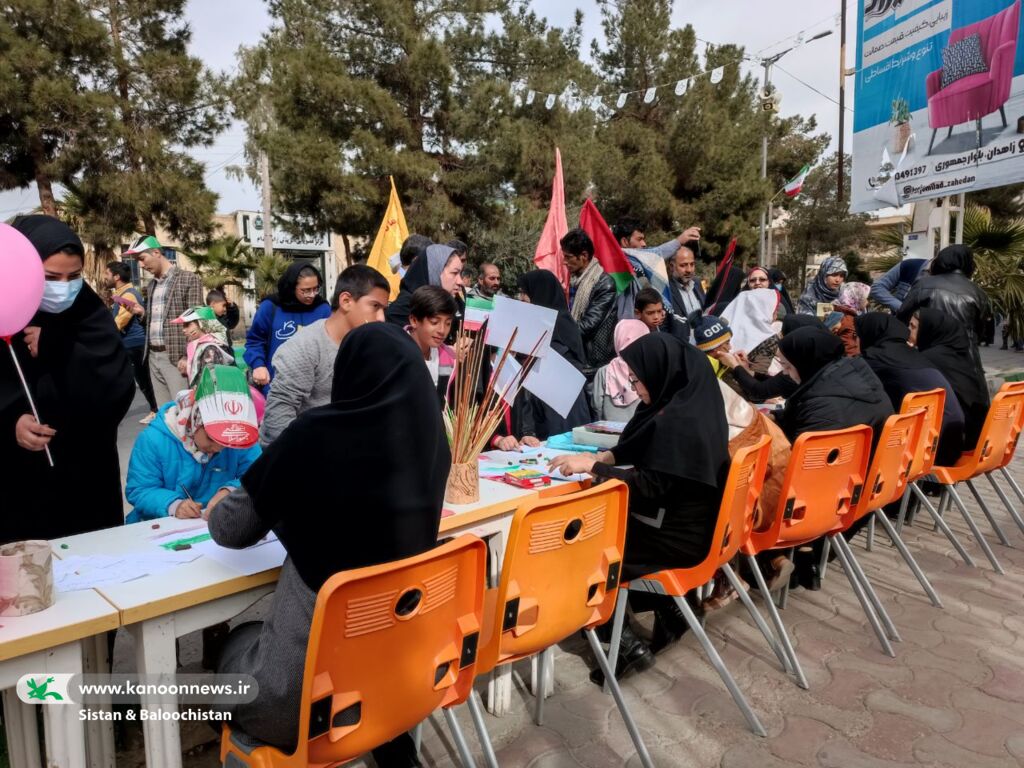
[963,205,1024,339]
[781,153,872,288]
[0,0,224,249]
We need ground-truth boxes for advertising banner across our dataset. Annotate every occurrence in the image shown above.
[851,0,1024,212]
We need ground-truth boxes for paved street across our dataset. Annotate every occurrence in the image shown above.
[100,346,1024,767]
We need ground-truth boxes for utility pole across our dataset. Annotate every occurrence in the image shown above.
[259,149,273,260]
[758,30,833,263]
[838,0,847,202]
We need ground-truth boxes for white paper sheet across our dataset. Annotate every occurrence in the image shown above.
[54,551,201,592]
[491,353,522,408]
[486,296,556,358]
[190,534,287,577]
[523,350,585,418]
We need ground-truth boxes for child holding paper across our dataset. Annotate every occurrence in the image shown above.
[125,366,262,522]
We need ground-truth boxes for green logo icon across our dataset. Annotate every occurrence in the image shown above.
[25,677,63,702]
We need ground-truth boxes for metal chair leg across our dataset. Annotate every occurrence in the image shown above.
[443,706,479,768]
[865,515,876,551]
[466,692,499,768]
[987,471,1024,536]
[873,509,943,608]
[777,547,795,610]
[603,587,629,695]
[948,484,1004,574]
[895,488,912,535]
[819,538,831,579]
[412,721,423,756]
[532,648,551,726]
[668,594,767,736]
[744,554,808,689]
[720,563,788,672]
[584,629,656,767]
[910,482,975,566]
[834,535,901,643]
[932,489,949,532]
[999,466,1024,506]
[830,535,895,657]
[966,479,1012,547]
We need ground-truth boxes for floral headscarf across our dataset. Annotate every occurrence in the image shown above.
[834,281,870,315]
[163,389,212,464]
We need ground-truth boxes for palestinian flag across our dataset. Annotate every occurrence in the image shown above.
[195,365,258,448]
[784,165,811,198]
[579,199,633,293]
[463,296,494,331]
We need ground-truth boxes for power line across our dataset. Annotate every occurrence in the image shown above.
[775,64,854,114]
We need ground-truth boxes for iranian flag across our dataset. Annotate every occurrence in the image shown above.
[463,296,494,331]
[195,365,258,448]
[784,165,811,198]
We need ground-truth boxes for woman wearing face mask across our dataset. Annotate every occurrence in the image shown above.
[0,215,134,543]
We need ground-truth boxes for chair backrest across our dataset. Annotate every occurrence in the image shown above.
[973,389,1024,475]
[845,410,925,526]
[292,535,487,765]
[995,381,1024,469]
[744,425,873,555]
[900,388,946,480]
[481,480,629,671]
[952,0,1019,58]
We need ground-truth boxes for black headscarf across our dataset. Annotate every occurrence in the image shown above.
[915,307,990,442]
[856,313,932,370]
[265,261,327,313]
[613,334,729,488]
[517,270,587,369]
[778,326,845,384]
[11,215,84,259]
[781,314,824,336]
[241,324,450,591]
[931,244,975,277]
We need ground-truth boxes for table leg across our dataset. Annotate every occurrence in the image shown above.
[40,642,87,768]
[129,617,182,768]
[82,634,115,768]
[2,688,42,768]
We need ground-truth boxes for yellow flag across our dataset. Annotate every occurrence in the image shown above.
[367,177,409,299]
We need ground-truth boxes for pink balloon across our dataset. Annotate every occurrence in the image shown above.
[0,223,44,338]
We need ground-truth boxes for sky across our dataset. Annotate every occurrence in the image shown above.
[0,0,858,220]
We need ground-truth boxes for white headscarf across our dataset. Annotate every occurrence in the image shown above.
[721,288,780,354]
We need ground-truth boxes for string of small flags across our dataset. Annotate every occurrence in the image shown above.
[508,62,729,116]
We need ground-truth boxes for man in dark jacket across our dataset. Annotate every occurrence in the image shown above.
[897,244,991,373]
[561,228,617,375]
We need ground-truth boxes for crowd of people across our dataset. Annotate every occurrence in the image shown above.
[0,211,999,766]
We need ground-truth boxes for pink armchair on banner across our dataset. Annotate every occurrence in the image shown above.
[926,0,1021,155]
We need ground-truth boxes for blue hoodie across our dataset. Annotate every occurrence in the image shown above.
[125,402,262,523]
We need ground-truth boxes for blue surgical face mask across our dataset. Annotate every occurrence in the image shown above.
[39,278,83,314]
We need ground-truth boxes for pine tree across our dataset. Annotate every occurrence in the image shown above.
[0,1,112,215]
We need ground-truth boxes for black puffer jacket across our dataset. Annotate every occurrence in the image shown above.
[575,271,617,373]
[897,245,991,372]
[776,356,894,445]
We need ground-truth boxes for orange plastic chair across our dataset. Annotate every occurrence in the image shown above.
[604,437,790,735]
[740,427,897,657]
[981,382,1024,534]
[896,391,978,567]
[469,480,655,768]
[220,535,489,768]
[839,410,944,610]
[929,388,1024,574]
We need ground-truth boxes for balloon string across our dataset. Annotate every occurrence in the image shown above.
[3,337,55,467]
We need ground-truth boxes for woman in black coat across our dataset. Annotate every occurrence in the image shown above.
[856,313,965,466]
[898,245,992,374]
[912,308,991,452]
[774,327,895,588]
[0,216,134,543]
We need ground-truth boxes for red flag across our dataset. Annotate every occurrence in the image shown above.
[579,199,633,293]
[533,148,569,294]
